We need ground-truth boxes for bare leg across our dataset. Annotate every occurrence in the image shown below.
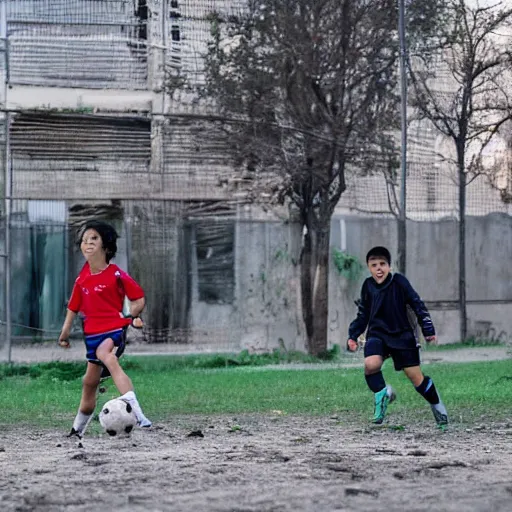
[70,363,102,437]
[79,363,103,412]
[364,355,384,376]
[402,365,424,387]
[96,337,151,427]
[96,337,133,394]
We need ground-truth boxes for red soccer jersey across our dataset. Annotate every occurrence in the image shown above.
[67,263,145,335]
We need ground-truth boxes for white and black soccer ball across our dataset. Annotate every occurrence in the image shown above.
[99,398,137,436]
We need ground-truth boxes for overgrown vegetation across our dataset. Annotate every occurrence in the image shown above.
[0,361,86,381]
[0,346,342,382]
[425,337,507,350]
[332,249,364,281]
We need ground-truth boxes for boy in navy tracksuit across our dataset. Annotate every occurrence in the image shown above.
[347,246,448,428]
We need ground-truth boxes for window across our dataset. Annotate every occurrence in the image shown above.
[194,221,234,304]
[170,1,181,19]
[7,201,67,339]
[426,171,436,211]
[171,25,181,42]
[135,0,148,40]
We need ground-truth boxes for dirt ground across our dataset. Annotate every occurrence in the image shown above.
[1,414,512,512]
[1,345,511,511]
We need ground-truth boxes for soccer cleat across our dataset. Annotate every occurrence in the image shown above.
[431,401,448,428]
[66,427,83,439]
[69,411,94,439]
[120,391,152,428]
[373,385,396,424]
[137,416,152,428]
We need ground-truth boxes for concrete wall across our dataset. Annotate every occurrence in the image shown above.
[6,86,153,113]
[2,209,510,349]
[179,211,512,350]
[232,212,512,351]
[234,219,305,352]
[178,212,511,352]
[326,213,512,347]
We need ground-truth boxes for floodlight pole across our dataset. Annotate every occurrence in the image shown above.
[397,0,408,275]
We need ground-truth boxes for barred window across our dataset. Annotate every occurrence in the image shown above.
[194,221,234,304]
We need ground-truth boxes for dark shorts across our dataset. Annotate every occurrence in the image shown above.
[84,329,126,366]
[364,336,420,371]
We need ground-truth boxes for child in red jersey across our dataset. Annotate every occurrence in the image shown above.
[58,220,151,438]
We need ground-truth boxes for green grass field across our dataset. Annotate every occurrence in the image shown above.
[1,350,511,430]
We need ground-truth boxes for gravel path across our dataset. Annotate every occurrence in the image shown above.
[3,341,510,367]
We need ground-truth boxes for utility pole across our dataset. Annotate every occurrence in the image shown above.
[0,0,11,363]
[397,0,408,275]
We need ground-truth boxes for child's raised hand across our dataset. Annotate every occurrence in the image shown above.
[347,339,358,352]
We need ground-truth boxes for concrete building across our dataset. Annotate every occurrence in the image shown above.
[1,0,511,353]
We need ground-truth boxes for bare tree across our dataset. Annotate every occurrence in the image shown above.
[199,0,402,356]
[408,0,512,341]
[197,0,442,355]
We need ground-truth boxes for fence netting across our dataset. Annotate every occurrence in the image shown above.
[0,1,511,354]
[7,0,148,89]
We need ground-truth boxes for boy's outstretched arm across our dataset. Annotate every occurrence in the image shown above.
[347,285,370,351]
[400,276,436,342]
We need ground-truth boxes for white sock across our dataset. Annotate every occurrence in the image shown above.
[120,391,151,426]
[72,410,93,435]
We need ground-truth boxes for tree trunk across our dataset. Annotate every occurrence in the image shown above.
[309,221,331,356]
[458,152,467,342]
[299,211,331,356]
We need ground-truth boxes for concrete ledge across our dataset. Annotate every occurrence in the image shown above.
[6,85,153,113]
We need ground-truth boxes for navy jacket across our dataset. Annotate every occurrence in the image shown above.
[348,273,435,348]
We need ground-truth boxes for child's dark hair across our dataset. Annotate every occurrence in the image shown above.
[78,220,118,262]
[366,246,391,265]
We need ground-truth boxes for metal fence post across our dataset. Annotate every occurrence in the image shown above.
[0,0,11,362]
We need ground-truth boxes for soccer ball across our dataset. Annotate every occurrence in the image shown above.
[99,398,137,436]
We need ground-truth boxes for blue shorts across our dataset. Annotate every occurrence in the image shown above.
[84,329,126,366]
[364,337,420,371]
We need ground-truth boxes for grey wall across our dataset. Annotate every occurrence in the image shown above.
[327,213,512,347]
[234,220,305,352]
[235,213,512,351]
[2,212,511,350]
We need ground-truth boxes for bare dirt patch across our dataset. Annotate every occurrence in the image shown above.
[2,344,511,511]
[1,414,512,511]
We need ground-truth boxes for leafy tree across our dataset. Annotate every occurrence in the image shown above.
[199,0,438,355]
[408,0,512,341]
